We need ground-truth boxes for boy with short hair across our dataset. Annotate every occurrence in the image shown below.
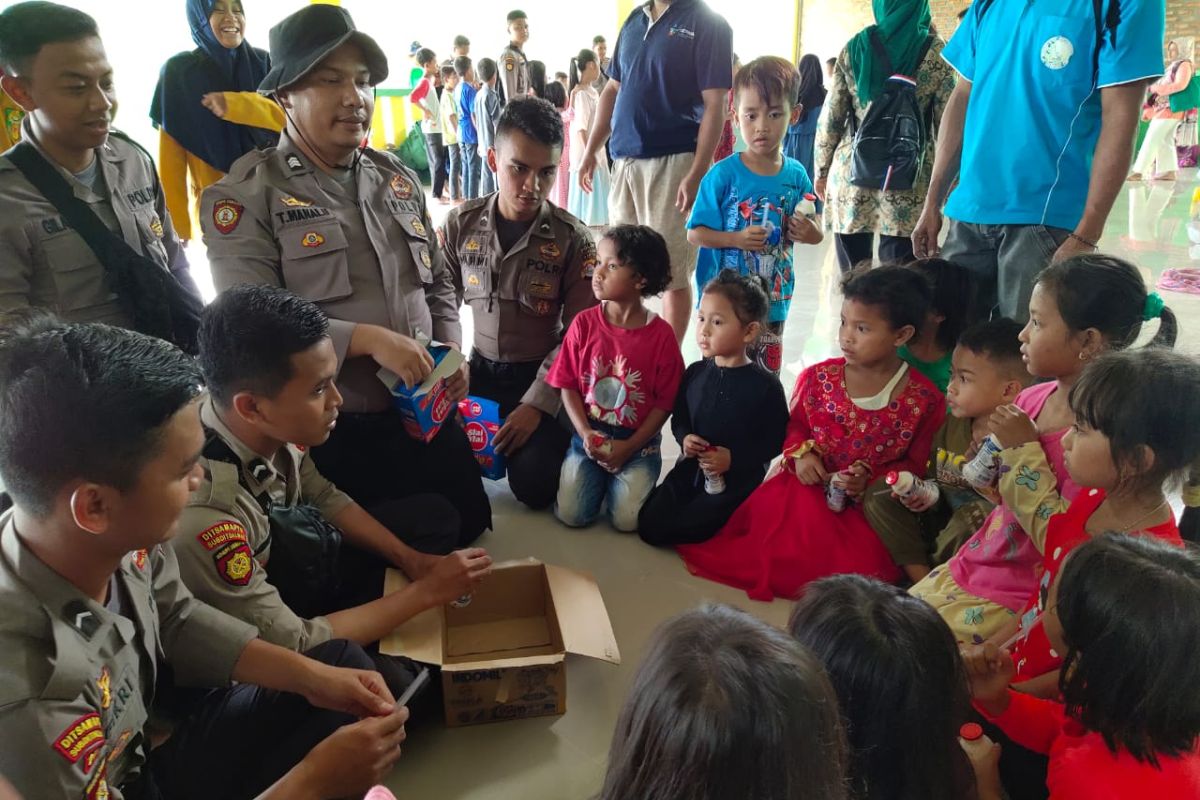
[686,56,823,376]
[472,58,502,196]
[452,34,470,58]
[440,64,462,202]
[410,47,447,201]
[455,56,481,199]
[499,9,530,103]
[865,318,1032,582]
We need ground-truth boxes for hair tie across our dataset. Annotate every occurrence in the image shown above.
[1143,292,1165,322]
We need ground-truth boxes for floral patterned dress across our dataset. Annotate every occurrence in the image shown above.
[679,359,945,601]
[815,38,956,237]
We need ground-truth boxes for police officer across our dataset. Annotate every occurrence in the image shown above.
[0,3,199,331]
[0,315,408,800]
[200,5,490,546]
[498,9,531,103]
[442,98,598,510]
[173,285,490,693]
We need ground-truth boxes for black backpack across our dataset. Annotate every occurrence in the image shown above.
[848,32,937,192]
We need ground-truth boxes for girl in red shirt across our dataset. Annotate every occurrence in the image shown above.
[965,534,1200,800]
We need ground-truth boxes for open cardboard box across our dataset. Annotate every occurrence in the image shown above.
[377,344,466,443]
[380,559,621,727]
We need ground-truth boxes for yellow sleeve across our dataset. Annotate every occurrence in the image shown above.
[996,443,1068,554]
[158,129,193,242]
[220,91,286,132]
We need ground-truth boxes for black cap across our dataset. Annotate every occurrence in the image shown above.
[258,5,388,95]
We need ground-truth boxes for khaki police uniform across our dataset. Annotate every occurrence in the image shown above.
[442,195,598,509]
[200,131,490,546]
[0,118,196,328]
[173,400,458,673]
[499,43,530,103]
[0,515,255,798]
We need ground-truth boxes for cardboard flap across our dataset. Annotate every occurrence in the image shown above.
[379,569,446,665]
[377,346,465,398]
[544,565,621,664]
[443,652,566,672]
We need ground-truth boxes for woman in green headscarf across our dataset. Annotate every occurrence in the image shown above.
[814,0,955,272]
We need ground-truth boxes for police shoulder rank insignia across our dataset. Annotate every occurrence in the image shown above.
[149,216,164,239]
[539,242,561,260]
[280,195,313,208]
[97,667,112,710]
[390,173,414,201]
[53,712,105,767]
[212,200,243,235]
[286,154,304,171]
[301,231,326,249]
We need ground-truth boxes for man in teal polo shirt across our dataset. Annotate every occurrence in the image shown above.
[912,0,1164,320]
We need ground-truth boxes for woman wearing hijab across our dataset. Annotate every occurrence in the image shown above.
[1129,38,1195,183]
[814,0,954,271]
[151,0,283,243]
[784,54,826,180]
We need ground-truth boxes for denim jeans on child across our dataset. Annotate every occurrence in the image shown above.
[461,147,481,199]
[555,423,661,532]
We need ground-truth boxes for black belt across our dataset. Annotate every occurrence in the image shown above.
[468,351,543,380]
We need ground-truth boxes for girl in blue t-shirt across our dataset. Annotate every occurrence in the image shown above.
[687,56,824,376]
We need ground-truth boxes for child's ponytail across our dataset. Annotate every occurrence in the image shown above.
[570,48,597,95]
[1035,254,1177,351]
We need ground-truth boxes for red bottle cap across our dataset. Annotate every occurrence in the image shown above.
[960,722,984,741]
[885,471,900,486]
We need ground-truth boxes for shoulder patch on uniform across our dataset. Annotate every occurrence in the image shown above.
[390,173,414,201]
[197,520,249,552]
[505,57,516,71]
[214,540,255,587]
[53,712,105,766]
[212,200,243,235]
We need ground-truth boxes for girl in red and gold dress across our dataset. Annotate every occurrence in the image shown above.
[679,266,945,601]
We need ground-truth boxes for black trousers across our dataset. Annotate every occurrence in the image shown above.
[424,131,448,199]
[834,231,916,272]
[468,352,572,510]
[140,639,379,800]
[310,412,491,547]
[638,460,757,546]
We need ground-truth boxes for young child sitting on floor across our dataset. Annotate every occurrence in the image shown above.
[598,603,848,800]
[866,319,1030,583]
[900,258,978,393]
[678,266,946,601]
[638,271,789,547]
[965,535,1200,800]
[548,225,684,532]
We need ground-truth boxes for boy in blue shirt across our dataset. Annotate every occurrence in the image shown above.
[688,56,823,375]
[455,56,480,199]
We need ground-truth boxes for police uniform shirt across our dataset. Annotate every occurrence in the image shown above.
[442,195,598,414]
[200,131,461,414]
[0,117,192,326]
[171,398,353,651]
[0,515,257,800]
[499,43,530,103]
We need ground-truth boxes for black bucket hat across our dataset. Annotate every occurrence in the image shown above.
[258,5,389,95]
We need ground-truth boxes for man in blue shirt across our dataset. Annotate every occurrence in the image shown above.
[911,0,1164,320]
[576,0,733,345]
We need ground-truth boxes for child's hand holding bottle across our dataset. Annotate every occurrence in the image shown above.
[698,446,731,476]
[683,434,711,459]
[988,404,1039,449]
[736,225,769,252]
[840,463,870,500]
[787,212,823,245]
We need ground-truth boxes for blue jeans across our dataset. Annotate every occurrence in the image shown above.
[461,145,481,199]
[555,428,662,532]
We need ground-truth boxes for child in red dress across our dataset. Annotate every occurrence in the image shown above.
[679,266,945,600]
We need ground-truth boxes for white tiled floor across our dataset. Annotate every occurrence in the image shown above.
[191,170,1200,799]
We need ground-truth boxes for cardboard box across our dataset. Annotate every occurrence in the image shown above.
[459,396,507,480]
[377,345,466,443]
[380,559,621,727]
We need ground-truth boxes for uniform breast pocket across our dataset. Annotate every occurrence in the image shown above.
[518,270,560,317]
[278,221,353,302]
[394,212,435,284]
[460,259,491,302]
[1033,15,1094,89]
[39,231,112,312]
